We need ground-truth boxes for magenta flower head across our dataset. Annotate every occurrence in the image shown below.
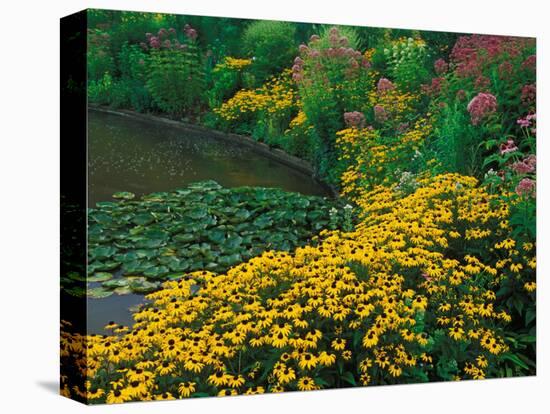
[515,178,536,197]
[329,27,339,37]
[467,92,497,125]
[292,72,303,82]
[168,27,176,35]
[521,55,536,72]
[521,84,536,105]
[158,28,168,39]
[309,34,320,43]
[299,44,309,55]
[498,61,513,79]
[377,78,395,93]
[309,49,320,59]
[183,24,198,41]
[344,111,366,128]
[524,154,536,169]
[348,57,359,69]
[474,76,490,91]
[186,28,198,41]
[374,105,389,123]
[434,58,448,75]
[149,37,160,49]
[499,139,518,155]
[512,155,536,174]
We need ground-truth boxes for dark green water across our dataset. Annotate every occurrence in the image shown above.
[85,109,329,334]
[88,110,326,207]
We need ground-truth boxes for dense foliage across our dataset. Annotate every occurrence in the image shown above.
[63,9,537,404]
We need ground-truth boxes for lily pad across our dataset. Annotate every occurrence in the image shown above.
[112,191,135,200]
[102,278,130,289]
[79,181,355,298]
[130,278,160,294]
[88,272,113,282]
[89,245,117,260]
[88,287,114,299]
[113,286,133,295]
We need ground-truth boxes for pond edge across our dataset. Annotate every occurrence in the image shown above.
[89,105,339,197]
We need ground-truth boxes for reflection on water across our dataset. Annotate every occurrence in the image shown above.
[86,109,329,335]
[88,110,326,207]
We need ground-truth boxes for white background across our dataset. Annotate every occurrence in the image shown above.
[0,0,548,412]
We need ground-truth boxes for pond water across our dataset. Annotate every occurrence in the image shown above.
[84,109,330,334]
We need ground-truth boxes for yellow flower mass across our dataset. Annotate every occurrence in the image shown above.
[61,169,534,403]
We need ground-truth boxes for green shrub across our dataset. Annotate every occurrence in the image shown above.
[383,37,430,91]
[242,20,297,84]
[87,29,115,82]
[88,72,114,105]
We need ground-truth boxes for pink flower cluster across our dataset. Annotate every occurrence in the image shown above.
[373,105,388,123]
[183,24,198,41]
[377,78,395,93]
[433,58,448,75]
[521,84,536,106]
[499,139,518,155]
[450,35,532,78]
[498,61,513,79]
[456,89,466,101]
[515,178,535,197]
[517,113,536,129]
[467,92,497,125]
[344,111,366,128]
[292,27,370,82]
[421,77,444,96]
[512,155,536,174]
[517,113,536,135]
[474,75,490,92]
[143,25,197,51]
[521,55,536,72]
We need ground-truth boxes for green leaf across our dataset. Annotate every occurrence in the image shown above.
[88,287,114,299]
[525,308,536,326]
[253,215,273,229]
[132,212,155,225]
[188,206,208,220]
[88,272,113,282]
[129,278,160,293]
[89,246,117,260]
[208,229,226,244]
[102,278,130,289]
[112,191,135,200]
[341,371,356,386]
[502,353,529,370]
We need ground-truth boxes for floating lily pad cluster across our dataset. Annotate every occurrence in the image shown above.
[63,181,354,298]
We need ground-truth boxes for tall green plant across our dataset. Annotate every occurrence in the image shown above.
[144,27,205,117]
[292,26,373,184]
[242,20,297,84]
